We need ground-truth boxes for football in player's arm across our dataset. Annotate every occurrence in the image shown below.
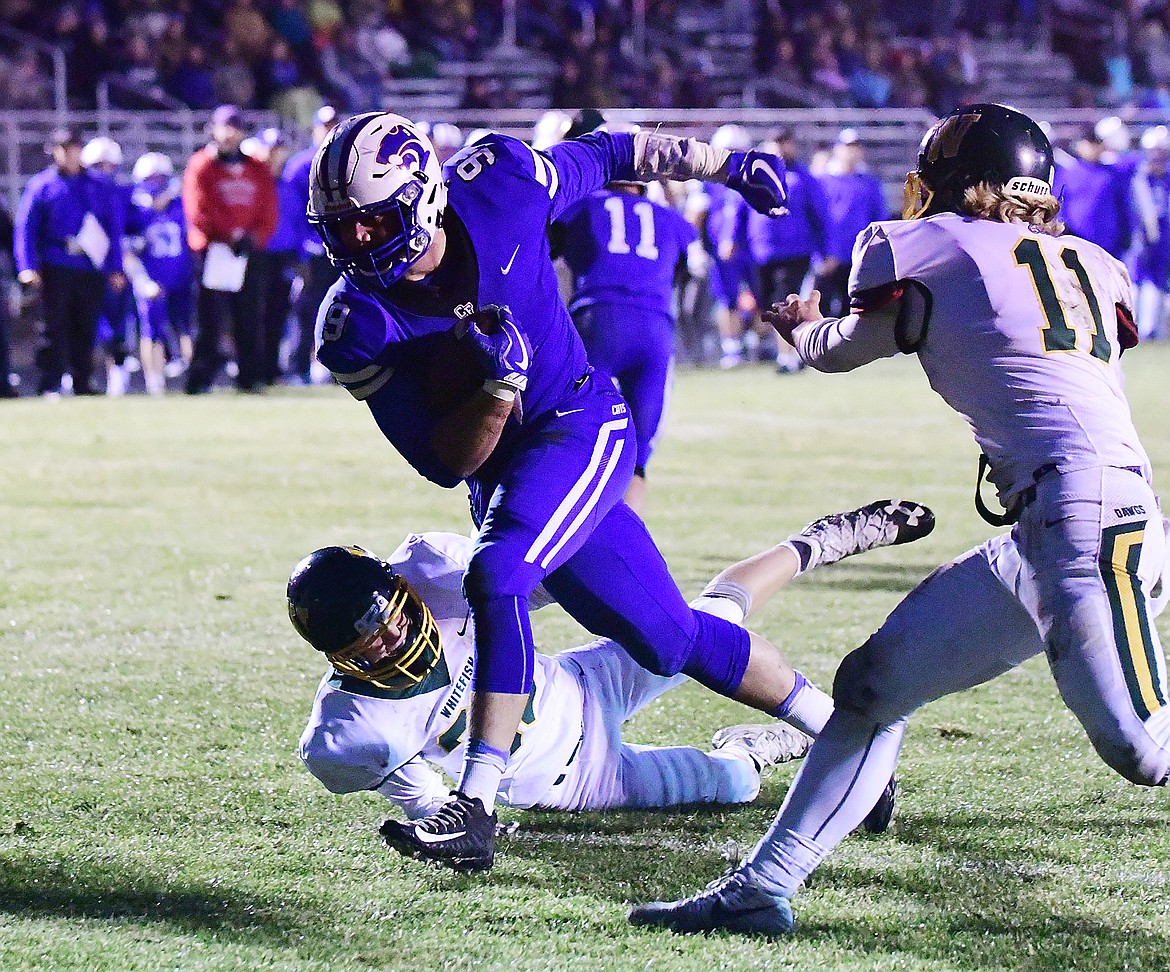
[630,103,1170,938]
[291,500,934,854]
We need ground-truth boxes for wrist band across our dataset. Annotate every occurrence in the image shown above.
[482,379,517,402]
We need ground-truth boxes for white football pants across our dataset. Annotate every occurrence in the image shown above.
[538,638,760,811]
[744,465,1169,896]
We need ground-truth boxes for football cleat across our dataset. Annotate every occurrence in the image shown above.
[792,499,935,573]
[711,723,813,770]
[861,776,897,835]
[379,791,497,873]
[628,871,794,937]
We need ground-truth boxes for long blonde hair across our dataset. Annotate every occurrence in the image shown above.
[959,182,1064,236]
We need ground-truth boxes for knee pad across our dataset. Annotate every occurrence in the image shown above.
[832,637,907,725]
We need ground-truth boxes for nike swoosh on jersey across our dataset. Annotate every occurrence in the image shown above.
[503,320,529,369]
[555,407,584,417]
[501,244,520,275]
[414,828,466,844]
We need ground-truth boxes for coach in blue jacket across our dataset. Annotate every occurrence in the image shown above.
[14,127,126,395]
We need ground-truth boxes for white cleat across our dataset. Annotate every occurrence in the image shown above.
[711,723,813,770]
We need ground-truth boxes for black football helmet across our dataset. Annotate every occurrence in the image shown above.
[903,104,1056,219]
[287,545,442,690]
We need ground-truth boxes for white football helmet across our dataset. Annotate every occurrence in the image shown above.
[710,124,752,154]
[308,112,448,286]
[81,136,124,170]
[132,152,175,183]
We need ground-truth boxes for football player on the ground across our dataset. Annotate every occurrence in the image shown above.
[291,499,933,869]
[629,103,1170,937]
[306,112,793,872]
[555,171,703,513]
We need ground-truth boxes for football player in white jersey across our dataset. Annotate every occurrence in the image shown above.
[630,103,1170,936]
[291,499,934,871]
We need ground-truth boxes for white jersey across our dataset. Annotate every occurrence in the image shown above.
[847,214,1151,503]
[305,532,586,810]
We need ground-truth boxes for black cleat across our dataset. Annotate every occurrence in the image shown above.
[379,791,497,873]
[861,776,897,835]
[629,871,794,937]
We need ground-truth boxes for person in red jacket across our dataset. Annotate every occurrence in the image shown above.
[182,104,277,393]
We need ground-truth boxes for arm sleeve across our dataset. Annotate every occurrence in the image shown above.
[13,180,42,274]
[792,307,902,372]
[544,131,636,220]
[374,755,451,820]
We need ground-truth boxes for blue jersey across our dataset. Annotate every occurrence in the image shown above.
[558,189,697,316]
[1130,163,1170,285]
[315,131,638,487]
[14,166,125,274]
[744,162,827,263]
[1053,158,1132,259]
[128,191,192,292]
[283,146,320,258]
[818,169,887,263]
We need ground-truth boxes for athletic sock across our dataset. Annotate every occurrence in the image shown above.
[457,738,509,812]
[779,539,814,576]
[770,670,834,737]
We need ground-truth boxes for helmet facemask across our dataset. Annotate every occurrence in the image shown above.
[323,575,442,691]
[315,178,436,287]
[901,170,934,220]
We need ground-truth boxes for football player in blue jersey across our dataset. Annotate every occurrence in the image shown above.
[556,174,701,512]
[306,112,789,872]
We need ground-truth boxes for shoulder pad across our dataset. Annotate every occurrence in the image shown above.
[314,278,402,399]
[444,133,558,201]
[386,533,473,622]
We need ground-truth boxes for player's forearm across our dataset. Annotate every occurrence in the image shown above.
[632,132,732,183]
[429,389,513,479]
[792,307,901,373]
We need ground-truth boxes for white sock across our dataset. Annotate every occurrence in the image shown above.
[458,738,508,812]
[774,671,834,737]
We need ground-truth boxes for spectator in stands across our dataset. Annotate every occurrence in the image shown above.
[742,128,829,371]
[0,47,53,110]
[284,105,340,385]
[815,129,887,319]
[922,32,980,113]
[1130,125,1170,341]
[168,41,218,110]
[263,37,321,125]
[317,25,381,112]
[181,105,277,394]
[887,45,930,108]
[848,39,892,108]
[14,127,126,396]
[1053,125,1133,260]
[244,128,299,387]
[212,38,257,108]
[223,0,275,67]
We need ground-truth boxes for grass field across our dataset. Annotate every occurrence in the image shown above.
[2,345,1168,972]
